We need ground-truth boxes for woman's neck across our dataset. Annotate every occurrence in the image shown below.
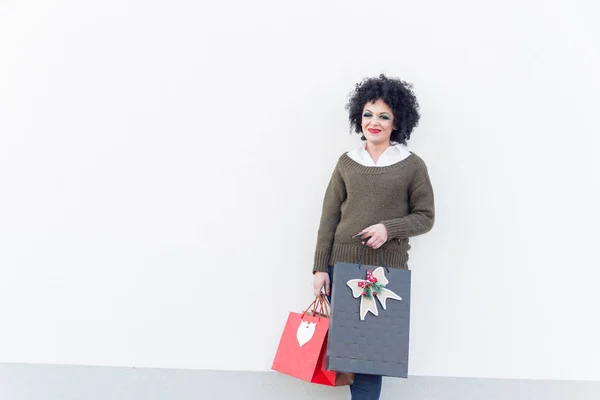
[365,141,392,164]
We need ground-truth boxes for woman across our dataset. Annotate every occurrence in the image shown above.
[312,74,435,399]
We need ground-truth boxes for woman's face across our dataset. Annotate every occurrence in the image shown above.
[361,99,395,145]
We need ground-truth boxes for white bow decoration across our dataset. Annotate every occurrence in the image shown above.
[347,267,402,320]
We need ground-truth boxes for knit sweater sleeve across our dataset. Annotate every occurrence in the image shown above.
[380,162,435,239]
[312,162,347,274]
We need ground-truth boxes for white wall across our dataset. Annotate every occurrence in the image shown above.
[1,0,599,381]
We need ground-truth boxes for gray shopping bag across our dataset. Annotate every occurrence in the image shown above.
[326,252,412,378]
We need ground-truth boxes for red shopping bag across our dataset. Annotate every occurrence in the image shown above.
[271,295,336,386]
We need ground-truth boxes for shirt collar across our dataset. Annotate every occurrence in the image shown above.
[359,142,407,152]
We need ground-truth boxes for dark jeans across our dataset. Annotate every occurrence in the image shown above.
[327,266,383,400]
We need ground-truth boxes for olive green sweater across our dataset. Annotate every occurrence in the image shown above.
[312,152,435,273]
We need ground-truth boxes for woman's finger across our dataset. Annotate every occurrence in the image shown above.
[367,236,378,247]
[361,227,374,239]
[313,278,323,296]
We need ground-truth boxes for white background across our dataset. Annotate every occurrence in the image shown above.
[1,0,599,381]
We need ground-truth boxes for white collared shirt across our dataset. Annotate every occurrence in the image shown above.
[347,142,411,167]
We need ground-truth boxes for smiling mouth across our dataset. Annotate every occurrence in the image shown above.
[367,129,381,134]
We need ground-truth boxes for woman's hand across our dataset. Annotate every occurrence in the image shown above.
[313,272,330,296]
[360,223,389,249]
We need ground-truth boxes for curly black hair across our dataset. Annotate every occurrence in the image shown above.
[345,74,420,145]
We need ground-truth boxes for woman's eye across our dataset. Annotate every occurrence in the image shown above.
[363,113,372,118]
[380,115,390,120]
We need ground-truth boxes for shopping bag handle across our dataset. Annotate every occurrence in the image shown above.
[315,295,330,319]
[301,295,330,320]
[301,297,319,319]
[356,239,390,273]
